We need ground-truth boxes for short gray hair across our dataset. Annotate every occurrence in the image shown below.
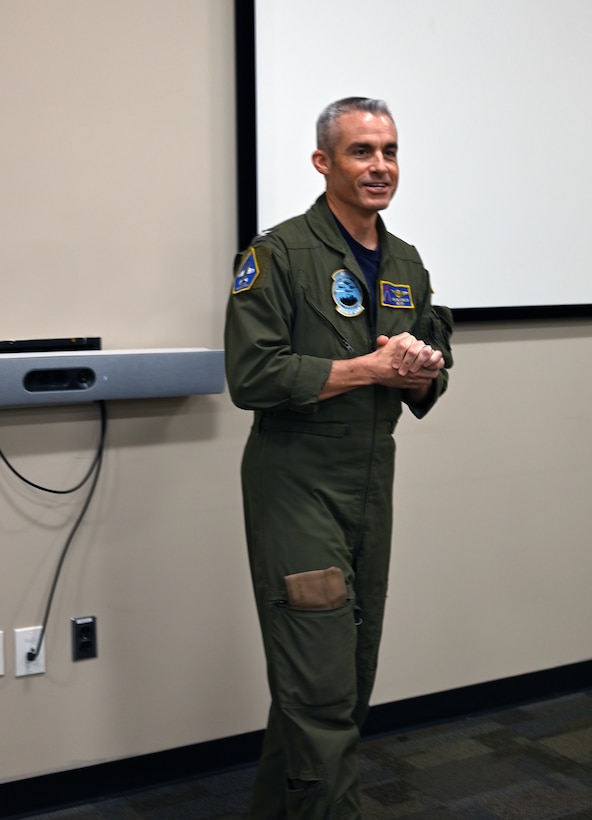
[316,97,395,155]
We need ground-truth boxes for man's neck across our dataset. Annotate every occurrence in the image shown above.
[326,198,379,250]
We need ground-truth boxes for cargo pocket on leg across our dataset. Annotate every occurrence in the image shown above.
[269,599,357,713]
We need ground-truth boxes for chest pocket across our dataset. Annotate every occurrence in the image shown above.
[376,299,418,337]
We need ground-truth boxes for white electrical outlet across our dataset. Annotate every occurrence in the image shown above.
[15,626,46,677]
[0,631,4,676]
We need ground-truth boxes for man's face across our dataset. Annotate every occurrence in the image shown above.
[313,110,399,218]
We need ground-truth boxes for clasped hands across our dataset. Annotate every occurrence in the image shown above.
[318,331,445,402]
[374,332,445,390]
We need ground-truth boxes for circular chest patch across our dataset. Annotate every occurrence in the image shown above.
[331,270,365,317]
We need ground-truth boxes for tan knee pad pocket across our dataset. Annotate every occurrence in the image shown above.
[284,567,347,610]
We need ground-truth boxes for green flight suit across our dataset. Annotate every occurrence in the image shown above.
[224,194,452,819]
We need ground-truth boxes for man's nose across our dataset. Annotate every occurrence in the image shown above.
[369,152,387,172]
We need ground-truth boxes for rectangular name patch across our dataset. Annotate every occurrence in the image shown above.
[380,281,414,309]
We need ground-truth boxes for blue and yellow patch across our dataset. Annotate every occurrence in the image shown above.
[332,270,365,317]
[380,282,414,309]
[233,248,261,294]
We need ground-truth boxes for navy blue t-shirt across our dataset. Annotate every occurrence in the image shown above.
[335,218,381,321]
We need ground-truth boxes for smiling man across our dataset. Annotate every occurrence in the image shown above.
[225,97,453,819]
[315,107,400,227]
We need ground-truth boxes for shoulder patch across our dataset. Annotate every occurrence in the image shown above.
[232,246,271,294]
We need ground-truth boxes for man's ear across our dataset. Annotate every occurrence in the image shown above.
[312,149,330,176]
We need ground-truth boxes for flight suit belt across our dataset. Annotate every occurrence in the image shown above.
[256,416,396,436]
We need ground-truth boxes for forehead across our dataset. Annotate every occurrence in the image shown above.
[333,111,398,148]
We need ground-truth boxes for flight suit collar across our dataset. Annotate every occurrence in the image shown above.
[305,194,391,263]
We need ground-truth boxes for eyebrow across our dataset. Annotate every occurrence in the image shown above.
[349,141,398,152]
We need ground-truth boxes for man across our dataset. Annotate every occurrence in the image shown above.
[225,97,453,819]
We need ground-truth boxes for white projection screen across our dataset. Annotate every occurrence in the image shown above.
[236,0,592,319]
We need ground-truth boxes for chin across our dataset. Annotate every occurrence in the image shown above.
[363,197,392,212]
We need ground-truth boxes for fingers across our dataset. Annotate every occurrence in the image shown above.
[378,332,444,376]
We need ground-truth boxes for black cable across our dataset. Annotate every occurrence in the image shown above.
[0,401,108,663]
[0,417,104,494]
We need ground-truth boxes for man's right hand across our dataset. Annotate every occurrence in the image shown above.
[318,332,444,401]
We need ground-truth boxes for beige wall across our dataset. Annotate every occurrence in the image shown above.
[0,0,591,786]
[377,319,592,702]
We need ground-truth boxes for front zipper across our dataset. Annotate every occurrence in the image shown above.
[303,292,356,353]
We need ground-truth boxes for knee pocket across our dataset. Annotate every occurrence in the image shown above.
[269,600,357,709]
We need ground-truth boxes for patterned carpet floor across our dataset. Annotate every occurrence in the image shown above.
[14,689,592,819]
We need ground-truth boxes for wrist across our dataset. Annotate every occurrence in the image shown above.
[406,382,433,405]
